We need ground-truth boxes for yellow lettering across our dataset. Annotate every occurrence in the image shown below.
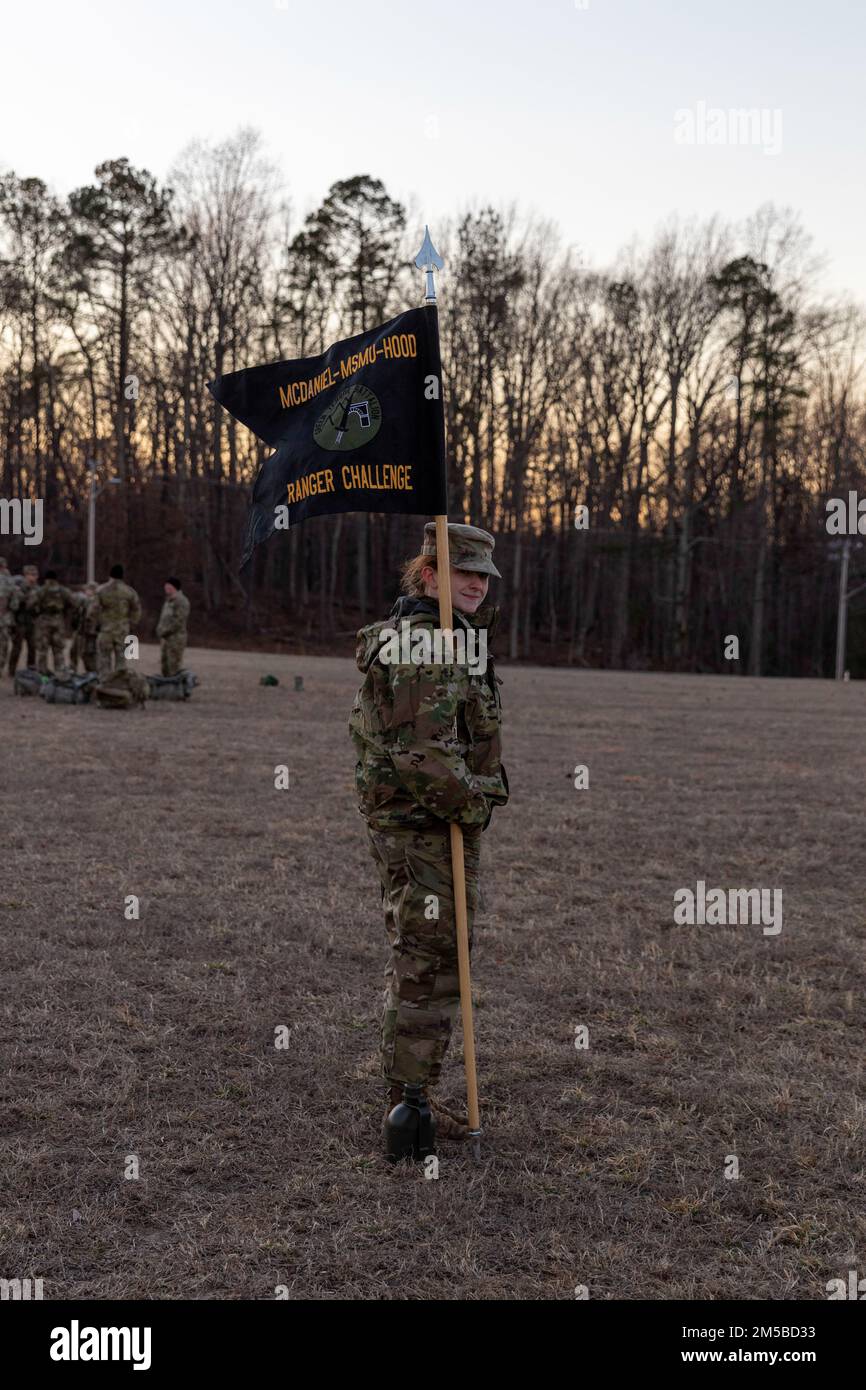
[281,367,349,409]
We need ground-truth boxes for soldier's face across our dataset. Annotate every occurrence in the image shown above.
[452,567,488,613]
[424,564,488,614]
[164,583,177,597]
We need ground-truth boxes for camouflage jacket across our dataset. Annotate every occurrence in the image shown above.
[349,595,510,832]
[31,579,74,620]
[9,580,38,628]
[96,578,142,632]
[0,571,14,620]
[156,591,190,639]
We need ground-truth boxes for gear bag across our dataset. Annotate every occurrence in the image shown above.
[39,672,99,705]
[13,667,46,697]
[146,670,198,701]
[95,668,149,709]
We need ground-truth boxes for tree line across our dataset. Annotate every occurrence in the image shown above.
[1,127,864,673]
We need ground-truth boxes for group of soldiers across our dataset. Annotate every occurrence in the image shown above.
[0,558,191,681]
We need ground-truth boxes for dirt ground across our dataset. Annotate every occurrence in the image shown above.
[1,646,864,1301]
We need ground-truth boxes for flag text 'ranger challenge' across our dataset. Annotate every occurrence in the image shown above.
[207,308,446,569]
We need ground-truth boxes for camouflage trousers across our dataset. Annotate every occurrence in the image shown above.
[35,616,66,673]
[160,635,186,676]
[98,628,127,678]
[0,617,9,674]
[366,822,483,1090]
[70,633,98,673]
[7,625,35,675]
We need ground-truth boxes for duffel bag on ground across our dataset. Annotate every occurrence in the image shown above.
[13,667,46,697]
[146,670,199,700]
[39,672,100,704]
[95,668,149,709]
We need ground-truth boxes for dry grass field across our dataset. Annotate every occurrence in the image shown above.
[2,645,864,1301]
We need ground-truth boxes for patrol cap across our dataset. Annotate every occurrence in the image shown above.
[421,522,501,579]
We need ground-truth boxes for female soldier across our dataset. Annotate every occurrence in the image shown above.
[349,522,509,1146]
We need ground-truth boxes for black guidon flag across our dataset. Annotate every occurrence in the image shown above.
[207,307,447,570]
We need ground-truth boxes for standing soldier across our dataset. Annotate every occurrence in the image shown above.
[156,578,190,676]
[0,557,14,676]
[7,565,40,674]
[349,523,510,1149]
[33,570,75,674]
[96,563,141,678]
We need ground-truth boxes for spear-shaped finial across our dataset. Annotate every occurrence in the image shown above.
[414,225,444,305]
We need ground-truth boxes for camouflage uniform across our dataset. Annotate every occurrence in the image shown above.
[349,524,509,1091]
[95,576,142,678]
[69,588,99,673]
[7,570,38,674]
[156,590,191,676]
[33,577,74,674]
[0,559,14,675]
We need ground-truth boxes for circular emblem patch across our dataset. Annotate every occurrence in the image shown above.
[313,383,382,451]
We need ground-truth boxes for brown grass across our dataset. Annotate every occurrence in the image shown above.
[2,647,865,1300]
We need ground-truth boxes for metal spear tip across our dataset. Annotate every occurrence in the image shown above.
[414,225,444,272]
[469,1128,482,1164]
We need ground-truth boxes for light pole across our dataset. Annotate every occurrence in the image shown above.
[835,538,851,681]
[86,461,121,583]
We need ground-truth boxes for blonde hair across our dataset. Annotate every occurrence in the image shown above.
[400,552,437,596]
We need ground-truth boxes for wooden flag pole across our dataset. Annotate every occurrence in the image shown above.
[416,229,483,1160]
[434,517,482,1158]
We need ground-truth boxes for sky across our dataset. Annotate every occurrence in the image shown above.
[2,0,864,301]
